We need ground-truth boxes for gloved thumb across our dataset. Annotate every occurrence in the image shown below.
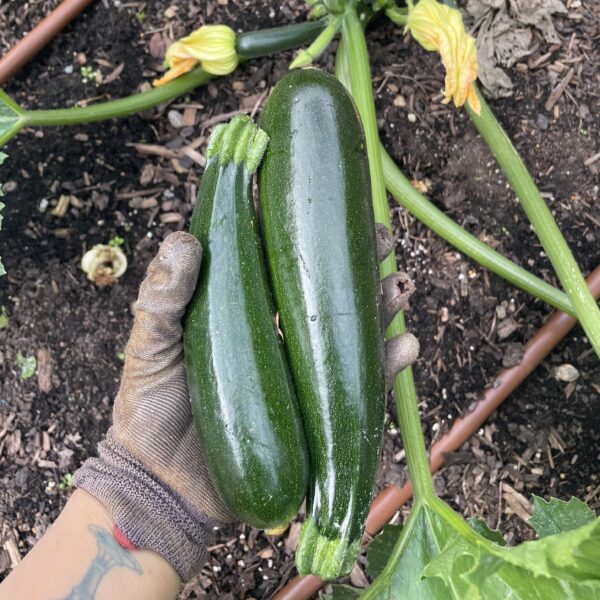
[125,232,202,374]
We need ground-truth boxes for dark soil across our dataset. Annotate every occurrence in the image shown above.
[1,0,599,597]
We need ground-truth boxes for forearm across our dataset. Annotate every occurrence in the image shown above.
[0,490,180,600]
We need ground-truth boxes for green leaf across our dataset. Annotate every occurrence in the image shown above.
[59,473,74,489]
[362,504,459,599]
[529,495,597,538]
[0,90,26,147]
[467,518,506,546]
[363,497,600,600]
[366,525,403,579]
[108,235,125,247]
[16,351,37,379]
[425,518,600,599]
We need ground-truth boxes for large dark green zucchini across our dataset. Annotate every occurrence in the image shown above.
[258,69,385,578]
[184,115,308,529]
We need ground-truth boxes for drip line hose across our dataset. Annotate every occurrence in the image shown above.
[0,0,96,85]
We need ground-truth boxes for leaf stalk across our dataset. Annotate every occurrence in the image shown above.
[467,86,600,357]
[380,147,575,316]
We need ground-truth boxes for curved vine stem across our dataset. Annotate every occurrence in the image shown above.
[467,87,600,358]
[380,147,575,316]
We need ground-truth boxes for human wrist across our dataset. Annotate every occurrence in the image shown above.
[71,490,181,584]
[74,436,216,581]
[0,489,180,600]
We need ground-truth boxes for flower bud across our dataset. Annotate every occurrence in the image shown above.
[154,25,238,87]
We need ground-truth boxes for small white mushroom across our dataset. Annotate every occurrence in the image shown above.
[81,244,127,287]
[554,364,579,383]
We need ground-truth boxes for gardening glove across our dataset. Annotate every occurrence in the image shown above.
[74,228,418,583]
[74,231,230,582]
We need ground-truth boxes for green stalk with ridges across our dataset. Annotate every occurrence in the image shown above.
[297,518,361,580]
[385,5,408,26]
[467,86,600,356]
[289,15,342,68]
[23,69,214,128]
[0,21,326,146]
[380,147,575,316]
[206,114,268,173]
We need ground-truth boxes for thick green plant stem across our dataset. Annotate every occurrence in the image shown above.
[467,86,600,356]
[12,21,325,129]
[380,148,575,316]
[289,16,342,68]
[339,11,434,500]
[385,5,408,26]
[25,69,213,127]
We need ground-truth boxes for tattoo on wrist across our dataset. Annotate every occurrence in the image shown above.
[60,525,142,599]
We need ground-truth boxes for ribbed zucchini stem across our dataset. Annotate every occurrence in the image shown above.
[206,115,269,174]
[295,516,361,580]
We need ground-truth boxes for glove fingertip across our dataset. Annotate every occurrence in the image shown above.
[385,333,420,390]
[159,231,203,267]
[375,223,394,263]
[134,232,203,322]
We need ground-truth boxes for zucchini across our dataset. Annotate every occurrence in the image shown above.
[236,21,326,60]
[184,115,308,529]
[258,69,385,578]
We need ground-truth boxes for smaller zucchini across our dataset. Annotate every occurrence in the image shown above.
[184,115,308,529]
[236,21,326,60]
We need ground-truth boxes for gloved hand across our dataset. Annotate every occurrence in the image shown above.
[74,228,418,582]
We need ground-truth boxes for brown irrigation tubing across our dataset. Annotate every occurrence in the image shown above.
[274,264,600,600]
[0,0,96,85]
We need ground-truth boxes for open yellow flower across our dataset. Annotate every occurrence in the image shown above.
[153,25,238,87]
[407,0,480,114]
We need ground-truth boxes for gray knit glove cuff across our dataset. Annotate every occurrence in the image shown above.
[74,436,216,581]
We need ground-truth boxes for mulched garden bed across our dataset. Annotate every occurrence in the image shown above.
[1,0,598,597]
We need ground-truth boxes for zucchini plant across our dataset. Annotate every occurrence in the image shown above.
[1,0,599,596]
[332,3,600,596]
[339,494,600,598]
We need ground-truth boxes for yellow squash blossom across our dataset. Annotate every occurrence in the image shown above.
[407,0,481,114]
[154,25,238,87]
